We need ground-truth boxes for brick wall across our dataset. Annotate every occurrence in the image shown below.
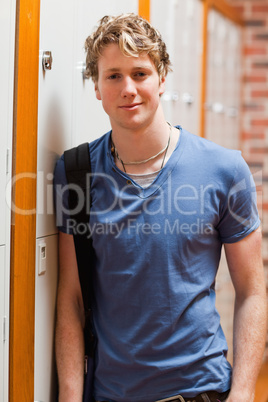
[228,0,268,361]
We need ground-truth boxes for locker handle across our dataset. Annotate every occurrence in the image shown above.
[42,51,53,71]
[212,102,225,114]
[162,91,179,102]
[182,92,194,105]
[227,107,238,118]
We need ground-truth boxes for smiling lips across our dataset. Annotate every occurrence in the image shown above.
[119,103,142,110]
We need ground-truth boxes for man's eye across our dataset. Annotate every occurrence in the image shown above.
[108,74,119,80]
[135,72,146,77]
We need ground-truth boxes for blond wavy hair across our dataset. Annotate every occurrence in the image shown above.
[84,13,172,83]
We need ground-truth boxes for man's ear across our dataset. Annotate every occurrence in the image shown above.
[95,83,101,100]
[159,75,166,96]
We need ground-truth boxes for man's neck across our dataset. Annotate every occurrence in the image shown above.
[110,118,180,175]
[111,117,169,164]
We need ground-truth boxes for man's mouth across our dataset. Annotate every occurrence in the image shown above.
[119,103,142,110]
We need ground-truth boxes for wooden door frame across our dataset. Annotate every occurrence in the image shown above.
[9,0,40,400]
[139,0,150,21]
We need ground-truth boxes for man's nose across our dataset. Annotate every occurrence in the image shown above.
[121,77,137,98]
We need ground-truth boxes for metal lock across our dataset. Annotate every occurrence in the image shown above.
[212,102,225,114]
[182,92,194,105]
[162,91,179,102]
[42,51,53,71]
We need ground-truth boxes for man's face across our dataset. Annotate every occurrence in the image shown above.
[95,44,165,132]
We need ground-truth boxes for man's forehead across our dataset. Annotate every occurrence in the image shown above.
[98,44,153,64]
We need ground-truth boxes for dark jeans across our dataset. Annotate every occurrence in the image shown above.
[156,390,230,402]
[196,390,230,401]
[96,389,230,402]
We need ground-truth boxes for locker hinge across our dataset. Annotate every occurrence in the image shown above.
[3,316,6,342]
[6,148,10,174]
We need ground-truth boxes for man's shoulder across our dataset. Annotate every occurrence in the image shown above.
[180,126,241,164]
[88,130,111,151]
[56,130,111,168]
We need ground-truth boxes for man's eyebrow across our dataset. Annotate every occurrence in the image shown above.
[133,66,153,70]
[104,66,153,73]
[104,68,121,72]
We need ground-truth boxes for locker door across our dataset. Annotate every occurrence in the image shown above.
[36,2,78,400]
[176,0,203,135]
[224,19,241,149]
[0,0,16,246]
[34,236,58,402]
[205,9,241,149]
[0,246,5,402]
[37,0,139,238]
[151,0,176,124]
[36,0,76,238]
[73,0,139,146]
[0,155,6,247]
[151,0,203,135]
[0,0,16,400]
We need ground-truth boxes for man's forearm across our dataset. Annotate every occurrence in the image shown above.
[227,294,267,402]
[56,304,85,402]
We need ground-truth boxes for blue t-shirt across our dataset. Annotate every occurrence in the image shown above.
[54,127,260,401]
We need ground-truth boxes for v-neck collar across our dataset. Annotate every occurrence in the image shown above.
[106,125,186,199]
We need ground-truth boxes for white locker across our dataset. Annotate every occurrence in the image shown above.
[0,153,6,247]
[37,0,139,238]
[151,0,203,135]
[0,246,5,402]
[72,0,139,147]
[34,235,58,402]
[36,0,76,238]
[205,9,241,149]
[0,0,16,400]
[0,0,16,246]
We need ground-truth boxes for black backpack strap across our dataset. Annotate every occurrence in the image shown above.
[64,142,91,229]
[64,143,93,333]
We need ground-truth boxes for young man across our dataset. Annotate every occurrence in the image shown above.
[54,14,267,402]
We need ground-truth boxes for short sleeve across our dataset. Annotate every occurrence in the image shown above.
[217,154,260,243]
[53,155,74,234]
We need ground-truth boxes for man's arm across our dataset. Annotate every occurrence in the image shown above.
[56,231,85,402]
[224,228,267,402]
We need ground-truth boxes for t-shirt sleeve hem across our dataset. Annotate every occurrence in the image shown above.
[221,218,260,244]
[57,225,74,235]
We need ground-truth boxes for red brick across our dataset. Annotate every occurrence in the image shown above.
[252,5,268,13]
[243,154,265,164]
[251,90,268,98]
[250,146,266,154]
[244,46,267,55]
[244,75,267,83]
[251,119,268,126]
[233,5,245,15]
[262,203,268,211]
[242,132,265,140]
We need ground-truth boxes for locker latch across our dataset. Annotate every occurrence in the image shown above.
[42,51,53,71]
